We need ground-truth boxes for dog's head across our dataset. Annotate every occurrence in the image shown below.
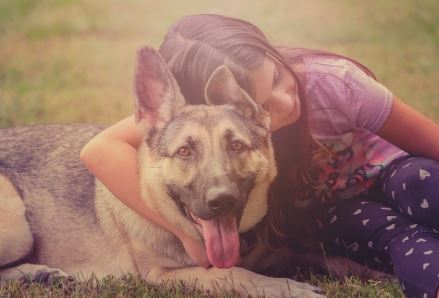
[134,47,276,268]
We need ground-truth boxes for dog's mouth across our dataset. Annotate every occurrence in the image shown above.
[168,186,242,268]
[181,204,240,268]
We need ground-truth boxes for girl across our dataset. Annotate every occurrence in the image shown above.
[80,14,439,297]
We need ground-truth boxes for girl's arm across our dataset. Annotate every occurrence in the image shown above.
[80,115,209,267]
[377,97,439,160]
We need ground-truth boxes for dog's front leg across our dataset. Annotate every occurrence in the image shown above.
[147,266,325,297]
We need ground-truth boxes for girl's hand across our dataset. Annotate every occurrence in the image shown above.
[179,233,210,268]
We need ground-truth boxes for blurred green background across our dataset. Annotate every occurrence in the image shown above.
[1,0,438,127]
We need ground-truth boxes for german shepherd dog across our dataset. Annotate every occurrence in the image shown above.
[0,47,324,297]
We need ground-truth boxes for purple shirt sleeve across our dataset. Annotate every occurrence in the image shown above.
[344,60,394,132]
[306,58,394,135]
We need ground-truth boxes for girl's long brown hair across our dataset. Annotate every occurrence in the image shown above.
[158,14,376,250]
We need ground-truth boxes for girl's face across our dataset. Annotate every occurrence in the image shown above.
[248,56,301,132]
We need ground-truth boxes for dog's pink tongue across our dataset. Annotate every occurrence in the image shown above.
[199,216,239,268]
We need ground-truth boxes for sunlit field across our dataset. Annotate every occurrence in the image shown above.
[1,0,438,296]
[1,0,438,127]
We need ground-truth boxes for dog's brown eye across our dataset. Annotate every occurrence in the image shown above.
[176,146,192,157]
[230,140,245,152]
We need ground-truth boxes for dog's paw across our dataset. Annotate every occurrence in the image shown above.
[240,277,325,298]
[20,266,74,285]
[281,279,325,298]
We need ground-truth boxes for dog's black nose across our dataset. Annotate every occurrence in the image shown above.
[206,190,238,215]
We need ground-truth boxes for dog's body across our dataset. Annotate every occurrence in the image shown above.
[0,48,324,297]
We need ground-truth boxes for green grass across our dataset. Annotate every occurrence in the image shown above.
[1,0,438,296]
[0,274,209,298]
[0,273,404,298]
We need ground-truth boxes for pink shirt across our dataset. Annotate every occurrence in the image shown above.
[303,57,407,204]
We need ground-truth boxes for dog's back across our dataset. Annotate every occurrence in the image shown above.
[0,124,126,275]
[0,124,100,220]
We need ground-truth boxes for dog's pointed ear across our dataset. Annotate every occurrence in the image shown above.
[134,47,185,130]
[204,65,270,130]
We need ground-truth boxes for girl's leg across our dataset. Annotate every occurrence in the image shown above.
[377,156,439,229]
[322,198,439,298]
[374,155,439,297]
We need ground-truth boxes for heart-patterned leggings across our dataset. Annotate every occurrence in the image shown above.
[319,156,439,298]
